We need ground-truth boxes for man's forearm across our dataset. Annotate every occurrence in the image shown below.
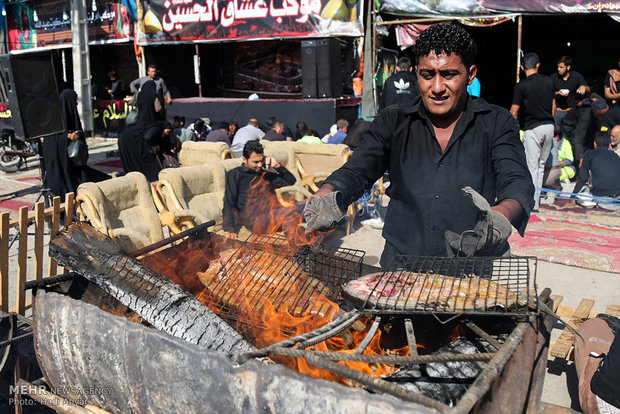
[492,198,523,227]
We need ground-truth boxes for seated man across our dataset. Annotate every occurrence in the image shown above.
[327,119,349,144]
[223,140,296,238]
[574,315,620,414]
[543,125,576,192]
[573,130,620,208]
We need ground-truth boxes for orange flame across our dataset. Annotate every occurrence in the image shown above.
[244,171,326,246]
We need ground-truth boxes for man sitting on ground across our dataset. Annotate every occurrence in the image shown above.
[206,121,232,146]
[327,119,349,144]
[611,124,620,157]
[263,120,288,141]
[230,118,265,157]
[572,130,620,208]
[543,125,576,192]
[223,140,296,238]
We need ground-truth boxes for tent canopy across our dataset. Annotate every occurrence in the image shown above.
[380,0,620,17]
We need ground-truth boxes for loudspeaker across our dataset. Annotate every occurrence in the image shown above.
[316,38,342,98]
[301,38,342,99]
[0,53,63,141]
[301,40,318,98]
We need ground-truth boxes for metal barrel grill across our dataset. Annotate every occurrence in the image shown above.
[29,223,551,414]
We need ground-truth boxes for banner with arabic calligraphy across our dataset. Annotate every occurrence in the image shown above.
[135,0,363,45]
[93,100,135,137]
[380,0,620,15]
[6,0,134,52]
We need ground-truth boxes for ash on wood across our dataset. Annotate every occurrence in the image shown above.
[48,222,254,356]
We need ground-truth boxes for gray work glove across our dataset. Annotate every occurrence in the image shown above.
[445,186,512,257]
[303,191,347,232]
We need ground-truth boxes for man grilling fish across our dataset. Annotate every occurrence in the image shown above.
[304,23,534,267]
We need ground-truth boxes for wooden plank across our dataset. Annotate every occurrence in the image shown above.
[16,206,28,315]
[550,299,595,359]
[603,304,620,317]
[47,197,61,277]
[556,304,574,319]
[550,295,563,313]
[62,192,75,274]
[33,201,45,282]
[0,212,9,312]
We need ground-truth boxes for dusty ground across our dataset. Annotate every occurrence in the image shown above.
[1,137,618,412]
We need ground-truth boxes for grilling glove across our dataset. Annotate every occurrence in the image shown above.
[445,186,513,257]
[303,191,347,232]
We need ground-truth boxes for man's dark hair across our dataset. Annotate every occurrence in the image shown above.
[413,23,477,69]
[248,118,260,127]
[147,64,157,71]
[554,125,562,137]
[594,130,611,148]
[193,119,205,133]
[243,139,264,159]
[522,53,539,70]
[108,70,118,78]
[397,57,412,71]
[266,116,276,129]
[557,56,572,66]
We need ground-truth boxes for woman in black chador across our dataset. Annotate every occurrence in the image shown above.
[118,79,171,181]
[41,89,108,199]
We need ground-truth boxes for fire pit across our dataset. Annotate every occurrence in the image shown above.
[25,223,552,413]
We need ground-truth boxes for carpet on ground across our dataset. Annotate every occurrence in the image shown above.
[509,214,620,273]
[538,198,620,228]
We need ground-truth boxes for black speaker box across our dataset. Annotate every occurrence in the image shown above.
[301,40,318,98]
[0,53,63,141]
[301,38,342,99]
[315,38,342,98]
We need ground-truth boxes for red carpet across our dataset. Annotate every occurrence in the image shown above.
[509,215,620,273]
[94,159,122,168]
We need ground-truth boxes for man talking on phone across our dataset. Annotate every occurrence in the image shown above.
[223,140,296,238]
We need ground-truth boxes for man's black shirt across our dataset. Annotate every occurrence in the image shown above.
[325,96,534,266]
[574,148,620,196]
[223,165,296,232]
[551,71,588,109]
[380,71,420,110]
[512,73,555,130]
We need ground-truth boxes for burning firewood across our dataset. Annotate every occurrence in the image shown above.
[48,222,255,357]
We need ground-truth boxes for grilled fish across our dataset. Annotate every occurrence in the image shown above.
[343,272,518,311]
[197,248,341,322]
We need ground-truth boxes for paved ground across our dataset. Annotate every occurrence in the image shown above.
[1,138,618,412]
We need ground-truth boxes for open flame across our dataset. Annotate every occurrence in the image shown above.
[242,171,325,246]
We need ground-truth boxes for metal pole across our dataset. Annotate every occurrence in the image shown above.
[516,15,523,84]
[195,44,202,97]
[361,0,376,117]
[70,0,93,136]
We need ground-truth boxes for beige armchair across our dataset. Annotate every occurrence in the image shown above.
[179,141,234,166]
[292,142,352,192]
[155,159,243,233]
[76,172,165,253]
[260,140,312,206]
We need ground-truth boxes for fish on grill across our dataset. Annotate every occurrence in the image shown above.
[197,248,341,322]
[342,272,518,311]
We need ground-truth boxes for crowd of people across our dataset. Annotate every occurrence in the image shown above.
[509,52,620,210]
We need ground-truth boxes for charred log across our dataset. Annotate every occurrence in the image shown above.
[48,222,254,357]
[386,333,505,406]
[34,291,431,414]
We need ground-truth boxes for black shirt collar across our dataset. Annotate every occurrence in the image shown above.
[403,94,492,121]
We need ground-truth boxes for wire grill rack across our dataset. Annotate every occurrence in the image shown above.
[343,256,537,317]
[198,234,364,329]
